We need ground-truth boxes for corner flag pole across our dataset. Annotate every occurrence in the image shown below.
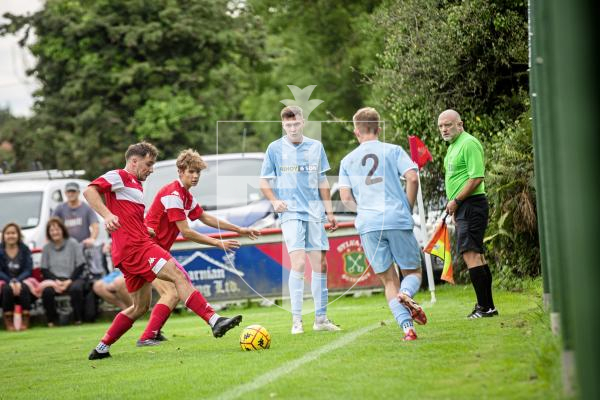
[417,173,436,303]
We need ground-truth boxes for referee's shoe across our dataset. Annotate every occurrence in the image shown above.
[467,304,499,319]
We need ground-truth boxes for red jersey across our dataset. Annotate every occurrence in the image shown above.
[145,179,204,250]
[90,169,153,266]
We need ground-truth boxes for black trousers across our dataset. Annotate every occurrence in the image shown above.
[42,279,87,323]
[2,282,32,311]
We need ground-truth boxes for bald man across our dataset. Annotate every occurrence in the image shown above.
[438,110,498,319]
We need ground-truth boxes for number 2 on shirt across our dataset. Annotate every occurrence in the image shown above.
[362,154,383,185]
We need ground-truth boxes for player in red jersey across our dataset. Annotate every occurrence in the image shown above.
[138,149,260,344]
[84,142,243,360]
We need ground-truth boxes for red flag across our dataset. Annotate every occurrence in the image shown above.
[408,136,433,170]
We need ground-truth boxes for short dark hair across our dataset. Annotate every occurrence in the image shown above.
[2,222,23,246]
[125,142,159,161]
[280,106,303,120]
[46,217,70,242]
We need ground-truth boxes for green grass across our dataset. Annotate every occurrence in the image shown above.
[0,283,563,400]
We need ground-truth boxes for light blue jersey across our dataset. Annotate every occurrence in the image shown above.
[338,140,417,234]
[260,136,330,223]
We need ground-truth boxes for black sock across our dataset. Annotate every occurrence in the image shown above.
[468,266,489,309]
[483,264,495,310]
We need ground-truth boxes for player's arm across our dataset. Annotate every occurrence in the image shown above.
[340,187,358,213]
[446,177,483,215]
[259,177,287,212]
[318,177,337,231]
[175,219,240,251]
[404,169,419,210]
[83,185,120,232]
[198,213,259,239]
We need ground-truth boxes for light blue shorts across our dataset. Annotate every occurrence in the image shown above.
[281,219,329,253]
[101,269,123,284]
[360,229,421,274]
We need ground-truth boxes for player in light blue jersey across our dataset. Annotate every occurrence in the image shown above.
[339,107,427,341]
[260,106,340,334]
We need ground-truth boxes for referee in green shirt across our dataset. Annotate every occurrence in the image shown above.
[438,109,498,319]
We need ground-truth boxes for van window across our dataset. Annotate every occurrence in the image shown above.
[0,192,44,229]
[144,158,264,211]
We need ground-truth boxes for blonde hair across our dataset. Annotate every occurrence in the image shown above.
[353,107,380,134]
[176,149,207,172]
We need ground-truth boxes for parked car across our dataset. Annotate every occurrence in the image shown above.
[143,153,276,233]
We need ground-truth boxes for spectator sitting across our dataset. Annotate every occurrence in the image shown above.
[40,217,87,326]
[0,222,33,331]
[92,269,132,310]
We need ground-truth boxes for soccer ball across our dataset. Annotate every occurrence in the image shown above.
[239,325,271,351]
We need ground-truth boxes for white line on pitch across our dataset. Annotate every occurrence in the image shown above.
[215,321,387,400]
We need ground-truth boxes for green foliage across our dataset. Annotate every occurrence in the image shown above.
[1,0,266,176]
[242,0,384,172]
[0,108,44,172]
[485,111,540,289]
[371,0,529,203]
[371,0,537,287]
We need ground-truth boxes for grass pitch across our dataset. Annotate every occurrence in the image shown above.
[0,282,563,399]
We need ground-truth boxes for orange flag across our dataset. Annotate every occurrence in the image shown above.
[424,219,454,284]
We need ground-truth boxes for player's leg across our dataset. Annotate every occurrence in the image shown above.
[141,260,194,341]
[457,196,497,318]
[282,219,307,334]
[156,259,241,338]
[390,229,427,326]
[377,266,417,340]
[362,230,416,340]
[138,278,179,343]
[113,277,133,309]
[307,250,340,332]
[288,250,306,334]
[89,281,153,360]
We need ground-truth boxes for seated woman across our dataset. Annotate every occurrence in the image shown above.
[0,222,33,331]
[92,268,132,310]
[40,217,87,326]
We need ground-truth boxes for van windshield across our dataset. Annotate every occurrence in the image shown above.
[144,159,264,211]
[0,192,43,230]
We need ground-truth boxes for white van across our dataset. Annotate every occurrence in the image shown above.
[0,170,107,258]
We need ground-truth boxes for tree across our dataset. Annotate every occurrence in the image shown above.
[241,0,384,171]
[1,0,267,177]
[371,0,529,202]
[371,0,537,283]
[0,108,43,172]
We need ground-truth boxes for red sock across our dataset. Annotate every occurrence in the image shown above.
[140,304,172,341]
[101,312,134,345]
[185,291,215,324]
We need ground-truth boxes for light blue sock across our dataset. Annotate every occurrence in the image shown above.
[289,270,304,318]
[311,271,328,317]
[388,299,412,333]
[400,274,421,298]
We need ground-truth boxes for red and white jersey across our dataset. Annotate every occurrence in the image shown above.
[90,169,152,266]
[145,179,204,250]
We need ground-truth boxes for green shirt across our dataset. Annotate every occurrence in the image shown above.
[444,131,485,200]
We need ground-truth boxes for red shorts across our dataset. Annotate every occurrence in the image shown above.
[118,243,172,293]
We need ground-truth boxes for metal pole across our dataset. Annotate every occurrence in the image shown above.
[527,0,551,310]
[547,0,599,397]
[531,0,565,338]
[416,174,436,303]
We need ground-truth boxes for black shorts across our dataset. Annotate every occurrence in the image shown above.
[455,194,489,254]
